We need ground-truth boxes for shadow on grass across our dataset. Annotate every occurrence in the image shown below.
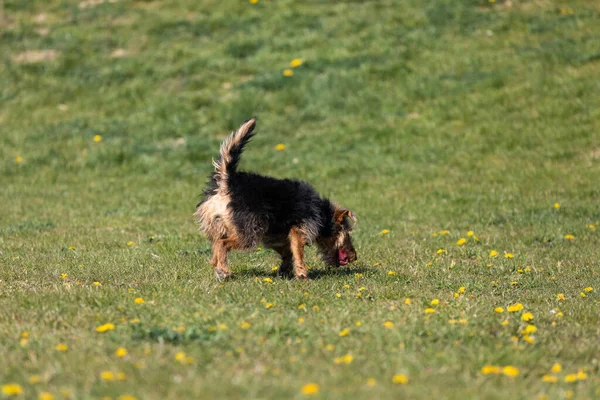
[234,264,371,280]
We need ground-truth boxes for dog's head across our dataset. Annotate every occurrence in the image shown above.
[317,207,357,267]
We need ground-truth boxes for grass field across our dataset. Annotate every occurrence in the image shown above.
[2,0,600,399]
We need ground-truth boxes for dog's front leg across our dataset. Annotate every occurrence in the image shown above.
[289,227,308,279]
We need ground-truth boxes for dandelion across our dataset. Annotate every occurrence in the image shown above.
[325,344,335,351]
[556,293,566,301]
[366,378,377,387]
[564,374,577,383]
[404,298,411,305]
[339,328,350,337]
[564,234,574,240]
[16,156,24,163]
[265,302,275,309]
[115,347,128,357]
[93,282,101,286]
[263,277,273,283]
[93,135,102,143]
[580,292,586,298]
[335,293,341,298]
[456,238,467,246]
[289,58,303,68]
[116,372,127,381]
[584,287,593,292]
[576,370,587,380]
[502,366,519,377]
[56,343,68,351]
[383,321,394,328]
[489,250,498,257]
[333,354,354,364]
[380,229,390,235]
[100,371,115,381]
[588,224,595,230]
[127,241,135,246]
[249,0,259,3]
[301,383,319,395]
[118,395,137,400]
[494,307,504,313]
[521,312,533,322]
[96,323,115,333]
[504,253,514,259]
[392,374,408,384]
[507,303,524,312]
[240,321,251,329]
[282,69,294,77]
[467,231,474,237]
[134,297,145,305]
[481,365,501,375]
[436,249,445,254]
[551,363,562,373]
[501,320,509,326]
[554,203,560,209]
[61,273,68,279]
[28,376,41,384]
[424,308,435,314]
[387,271,397,276]
[541,375,557,383]
[274,143,286,151]
[439,230,450,235]
[2,384,24,396]
[430,299,440,306]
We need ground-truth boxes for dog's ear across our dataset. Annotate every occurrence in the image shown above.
[334,208,357,229]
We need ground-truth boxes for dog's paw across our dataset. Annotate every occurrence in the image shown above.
[215,268,233,281]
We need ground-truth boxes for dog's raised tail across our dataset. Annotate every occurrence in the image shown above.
[213,117,257,190]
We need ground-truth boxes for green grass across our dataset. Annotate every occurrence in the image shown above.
[2,0,600,399]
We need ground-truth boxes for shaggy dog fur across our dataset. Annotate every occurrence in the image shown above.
[194,118,357,280]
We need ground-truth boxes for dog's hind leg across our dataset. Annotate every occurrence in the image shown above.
[289,227,308,279]
[211,239,233,280]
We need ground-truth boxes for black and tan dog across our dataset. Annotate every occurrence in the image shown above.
[194,118,357,280]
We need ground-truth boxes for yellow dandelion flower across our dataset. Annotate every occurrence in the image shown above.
[576,370,587,380]
[564,234,574,240]
[392,374,408,384]
[93,281,101,286]
[2,384,23,396]
[522,324,537,334]
[16,156,24,163]
[436,249,445,254]
[333,354,354,364]
[265,302,274,309]
[271,266,278,272]
[541,375,557,383]
[56,343,68,351]
[283,69,294,77]
[325,344,334,351]
[39,392,55,400]
[554,203,560,209]
[467,230,474,237]
[580,292,586,298]
[339,328,350,337]
[584,286,593,292]
[301,383,319,395]
[424,308,435,314]
[133,297,145,305]
[383,321,394,328]
[249,0,259,3]
[502,366,519,377]
[564,374,577,383]
[439,230,450,235]
[387,271,397,276]
[28,376,41,384]
[118,395,137,400]
[115,347,128,357]
[117,372,127,381]
[404,298,411,305]
[240,321,251,329]
[501,320,509,326]
[100,371,115,381]
[494,307,504,313]
[456,238,467,246]
[521,312,533,322]
[127,241,135,246]
[298,304,306,310]
[289,58,303,68]
[96,323,115,333]
[522,335,534,344]
[430,299,440,306]
[366,378,377,387]
[551,363,562,373]
[355,321,362,327]
[263,277,273,283]
[481,365,501,375]
[504,252,514,259]
[458,286,466,294]
[93,135,102,143]
[556,293,566,301]
[507,303,524,312]
[380,229,390,235]
[489,250,498,257]
[274,143,286,151]
[588,224,595,230]
[298,317,305,323]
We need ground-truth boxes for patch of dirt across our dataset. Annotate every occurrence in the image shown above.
[13,50,57,64]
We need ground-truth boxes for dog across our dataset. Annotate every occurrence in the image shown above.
[194,118,357,280]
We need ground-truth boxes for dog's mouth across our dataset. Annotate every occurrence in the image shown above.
[338,249,349,265]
